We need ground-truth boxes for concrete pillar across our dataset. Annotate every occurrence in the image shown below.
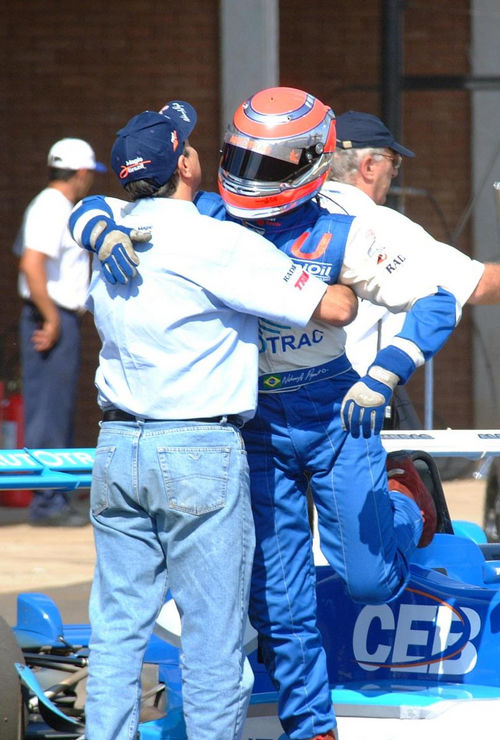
[471,0,500,426]
[219,0,279,138]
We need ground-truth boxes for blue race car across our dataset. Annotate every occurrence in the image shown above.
[2,432,500,739]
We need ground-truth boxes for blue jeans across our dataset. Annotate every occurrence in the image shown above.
[86,419,255,740]
[20,302,81,516]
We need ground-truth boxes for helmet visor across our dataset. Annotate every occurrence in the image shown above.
[221,143,307,183]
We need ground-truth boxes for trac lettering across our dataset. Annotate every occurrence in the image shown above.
[260,330,324,354]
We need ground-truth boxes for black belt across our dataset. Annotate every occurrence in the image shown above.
[102,409,240,425]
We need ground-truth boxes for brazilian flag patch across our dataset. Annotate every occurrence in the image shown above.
[262,375,282,389]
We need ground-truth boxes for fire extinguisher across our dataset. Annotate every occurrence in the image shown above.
[1,389,33,508]
[3,391,24,447]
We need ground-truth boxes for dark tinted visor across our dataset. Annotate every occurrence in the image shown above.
[220,143,318,183]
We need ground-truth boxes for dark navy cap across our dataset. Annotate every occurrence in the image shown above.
[111,100,197,187]
[335,110,415,158]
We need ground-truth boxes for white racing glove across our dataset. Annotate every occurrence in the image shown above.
[341,344,417,439]
[341,365,400,439]
[88,217,151,285]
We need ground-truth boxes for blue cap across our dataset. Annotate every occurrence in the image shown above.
[111,100,197,187]
[335,111,415,158]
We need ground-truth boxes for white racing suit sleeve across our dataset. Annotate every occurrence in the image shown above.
[340,209,474,383]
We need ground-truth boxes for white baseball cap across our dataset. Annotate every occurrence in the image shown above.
[47,138,107,172]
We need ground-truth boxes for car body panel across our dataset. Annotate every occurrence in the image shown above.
[3,434,500,738]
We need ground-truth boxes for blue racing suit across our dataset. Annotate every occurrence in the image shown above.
[195,192,458,739]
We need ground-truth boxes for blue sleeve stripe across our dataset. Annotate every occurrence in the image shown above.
[372,287,459,385]
[372,345,416,384]
[397,287,458,362]
[69,196,113,251]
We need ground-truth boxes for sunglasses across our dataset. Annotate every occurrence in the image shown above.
[378,152,403,170]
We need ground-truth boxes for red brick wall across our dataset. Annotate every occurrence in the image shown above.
[280,0,472,428]
[0,1,472,445]
[0,0,220,446]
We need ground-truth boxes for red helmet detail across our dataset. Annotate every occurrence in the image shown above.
[218,87,336,220]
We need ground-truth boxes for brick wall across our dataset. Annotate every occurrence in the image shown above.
[280,0,472,428]
[0,0,220,446]
[0,1,472,445]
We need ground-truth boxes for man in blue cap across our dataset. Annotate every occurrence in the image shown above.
[76,100,358,740]
[319,111,500,423]
[321,109,415,208]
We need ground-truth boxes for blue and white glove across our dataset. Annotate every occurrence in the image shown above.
[85,216,151,285]
[341,365,399,439]
[341,344,416,439]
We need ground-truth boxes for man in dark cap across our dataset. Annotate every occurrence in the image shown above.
[321,109,415,209]
[319,111,500,422]
[318,110,417,409]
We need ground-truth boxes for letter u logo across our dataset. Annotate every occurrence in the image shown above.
[290,232,332,260]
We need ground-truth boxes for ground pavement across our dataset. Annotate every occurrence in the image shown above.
[0,478,488,627]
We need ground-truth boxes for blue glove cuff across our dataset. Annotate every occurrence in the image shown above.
[372,345,416,385]
[80,214,111,254]
[69,195,113,251]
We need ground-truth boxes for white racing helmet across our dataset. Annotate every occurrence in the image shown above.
[218,86,336,220]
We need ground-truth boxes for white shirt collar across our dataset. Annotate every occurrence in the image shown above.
[319,181,376,216]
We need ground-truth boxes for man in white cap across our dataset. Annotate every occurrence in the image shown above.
[13,137,106,526]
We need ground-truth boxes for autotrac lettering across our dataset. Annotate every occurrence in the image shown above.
[386,255,406,274]
[0,449,94,471]
[0,452,39,469]
[35,450,94,467]
[353,592,481,675]
[259,329,325,355]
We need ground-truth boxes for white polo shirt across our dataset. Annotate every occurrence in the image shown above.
[14,187,89,311]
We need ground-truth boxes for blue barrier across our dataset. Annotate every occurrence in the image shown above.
[0,430,499,492]
[0,448,95,490]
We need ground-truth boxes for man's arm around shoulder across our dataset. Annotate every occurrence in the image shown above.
[70,195,151,285]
